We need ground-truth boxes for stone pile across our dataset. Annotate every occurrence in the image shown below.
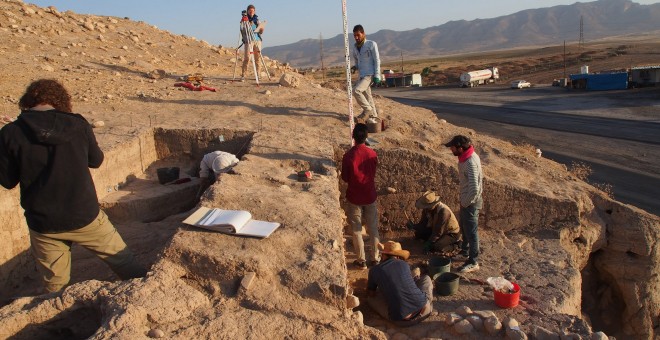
[445,305,613,339]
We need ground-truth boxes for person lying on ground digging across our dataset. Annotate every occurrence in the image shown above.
[407,191,462,256]
[366,241,433,327]
[0,79,146,293]
[196,150,239,198]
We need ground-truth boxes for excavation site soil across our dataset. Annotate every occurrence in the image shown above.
[1,2,659,340]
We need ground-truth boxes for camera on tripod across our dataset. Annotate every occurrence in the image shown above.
[241,10,247,17]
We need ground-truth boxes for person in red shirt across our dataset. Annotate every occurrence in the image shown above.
[342,123,380,269]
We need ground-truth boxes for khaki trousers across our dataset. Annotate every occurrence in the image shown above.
[242,41,263,78]
[353,75,378,116]
[29,210,146,293]
[345,201,380,262]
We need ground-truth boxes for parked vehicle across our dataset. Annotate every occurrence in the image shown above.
[510,80,531,89]
[459,67,499,87]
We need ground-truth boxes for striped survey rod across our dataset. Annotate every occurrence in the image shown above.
[341,0,355,145]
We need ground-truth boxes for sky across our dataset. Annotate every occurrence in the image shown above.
[27,0,660,48]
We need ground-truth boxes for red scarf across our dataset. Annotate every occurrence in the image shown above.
[458,146,474,163]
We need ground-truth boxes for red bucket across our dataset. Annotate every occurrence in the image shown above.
[494,282,520,308]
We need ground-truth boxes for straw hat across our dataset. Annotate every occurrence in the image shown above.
[378,241,410,260]
[415,191,441,210]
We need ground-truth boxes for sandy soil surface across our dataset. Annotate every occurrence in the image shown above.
[1,2,659,339]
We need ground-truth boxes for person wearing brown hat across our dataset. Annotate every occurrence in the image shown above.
[366,241,433,326]
[409,191,461,254]
[444,135,483,273]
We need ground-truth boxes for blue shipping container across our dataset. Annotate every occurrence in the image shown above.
[569,72,628,90]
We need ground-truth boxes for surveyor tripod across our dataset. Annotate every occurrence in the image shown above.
[232,15,271,84]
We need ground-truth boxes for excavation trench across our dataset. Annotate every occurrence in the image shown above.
[0,129,644,337]
[0,128,254,305]
[98,128,253,224]
[338,146,621,335]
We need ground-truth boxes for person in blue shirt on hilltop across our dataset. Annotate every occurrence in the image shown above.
[351,24,381,120]
[240,4,264,81]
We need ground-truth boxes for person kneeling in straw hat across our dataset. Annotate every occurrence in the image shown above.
[408,191,462,255]
[366,241,433,326]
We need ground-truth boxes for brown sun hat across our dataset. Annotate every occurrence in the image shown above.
[415,191,441,209]
[378,241,410,260]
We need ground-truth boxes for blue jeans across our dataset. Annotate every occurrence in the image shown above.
[460,198,482,264]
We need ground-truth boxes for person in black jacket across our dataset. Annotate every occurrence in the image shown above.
[0,79,146,293]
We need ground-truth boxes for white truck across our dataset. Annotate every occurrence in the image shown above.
[459,67,499,87]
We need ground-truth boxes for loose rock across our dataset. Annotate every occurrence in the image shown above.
[590,332,608,340]
[147,328,165,338]
[466,315,484,331]
[454,319,474,334]
[279,73,301,88]
[484,316,503,335]
[445,312,462,326]
[455,305,473,317]
[345,295,359,309]
[506,329,529,340]
[352,310,363,325]
[532,326,560,340]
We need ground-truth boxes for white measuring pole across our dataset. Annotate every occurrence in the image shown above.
[341,0,355,144]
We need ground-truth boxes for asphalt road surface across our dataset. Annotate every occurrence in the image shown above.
[379,85,660,216]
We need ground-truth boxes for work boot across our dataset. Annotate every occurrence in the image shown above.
[458,261,480,273]
[356,110,372,120]
[353,259,367,270]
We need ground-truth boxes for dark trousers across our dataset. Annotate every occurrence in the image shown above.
[460,198,481,264]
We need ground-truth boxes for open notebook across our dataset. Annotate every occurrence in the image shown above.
[183,207,280,238]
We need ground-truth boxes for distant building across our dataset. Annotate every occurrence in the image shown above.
[383,73,422,87]
[630,65,660,87]
[569,72,628,91]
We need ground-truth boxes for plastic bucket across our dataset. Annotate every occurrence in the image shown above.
[366,119,381,133]
[494,282,520,308]
[156,167,180,184]
[428,256,451,277]
[435,272,460,296]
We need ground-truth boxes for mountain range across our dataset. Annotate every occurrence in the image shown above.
[263,0,660,68]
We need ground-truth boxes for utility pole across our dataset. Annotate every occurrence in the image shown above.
[579,15,584,50]
[400,50,404,73]
[319,33,325,82]
[563,40,566,78]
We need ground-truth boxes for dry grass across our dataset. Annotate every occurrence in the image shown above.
[593,182,615,199]
[568,161,593,181]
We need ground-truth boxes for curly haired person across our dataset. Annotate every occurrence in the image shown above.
[0,79,146,293]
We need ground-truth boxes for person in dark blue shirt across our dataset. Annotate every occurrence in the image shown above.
[367,241,433,326]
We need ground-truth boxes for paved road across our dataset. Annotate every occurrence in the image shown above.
[380,86,660,216]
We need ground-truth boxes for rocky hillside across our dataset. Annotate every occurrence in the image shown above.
[264,0,660,68]
[1,1,659,339]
